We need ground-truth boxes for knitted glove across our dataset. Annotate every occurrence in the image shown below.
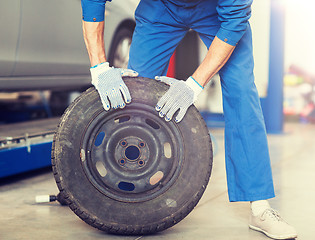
[90,62,138,110]
[155,76,203,122]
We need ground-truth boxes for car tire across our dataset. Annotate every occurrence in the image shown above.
[51,77,213,235]
[108,27,134,68]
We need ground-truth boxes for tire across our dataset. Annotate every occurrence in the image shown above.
[108,27,134,68]
[51,77,213,235]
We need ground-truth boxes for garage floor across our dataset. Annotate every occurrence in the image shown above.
[0,122,314,240]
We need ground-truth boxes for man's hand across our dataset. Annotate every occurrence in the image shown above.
[90,62,138,110]
[82,21,138,111]
[155,76,203,123]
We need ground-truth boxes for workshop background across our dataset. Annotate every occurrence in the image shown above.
[1,0,314,239]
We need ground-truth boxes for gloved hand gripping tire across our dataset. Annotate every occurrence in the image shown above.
[155,76,203,123]
[90,62,138,110]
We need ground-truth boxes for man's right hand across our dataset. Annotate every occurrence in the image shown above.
[90,62,138,110]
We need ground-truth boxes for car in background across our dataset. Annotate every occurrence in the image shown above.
[0,0,139,92]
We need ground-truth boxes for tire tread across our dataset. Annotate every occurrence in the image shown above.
[51,79,213,235]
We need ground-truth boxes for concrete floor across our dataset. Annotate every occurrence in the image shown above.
[0,122,314,240]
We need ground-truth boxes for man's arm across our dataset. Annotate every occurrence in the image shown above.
[192,0,252,86]
[81,0,108,66]
[155,37,234,122]
[82,21,106,67]
[80,0,137,111]
[155,0,253,122]
[192,36,235,87]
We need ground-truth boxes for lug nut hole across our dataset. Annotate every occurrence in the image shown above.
[119,159,126,165]
[120,140,128,147]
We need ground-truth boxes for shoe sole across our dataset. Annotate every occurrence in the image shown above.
[249,224,297,240]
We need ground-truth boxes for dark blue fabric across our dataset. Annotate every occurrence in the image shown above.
[81,0,276,202]
[81,0,111,22]
[81,0,252,45]
[216,0,253,45]
[128,0,275,202]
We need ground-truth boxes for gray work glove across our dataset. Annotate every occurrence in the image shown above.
[155,76,203,123]
[90,62,138,110]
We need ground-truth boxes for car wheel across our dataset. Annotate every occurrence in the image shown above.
[108,27,134,68]
[52,77,213,235]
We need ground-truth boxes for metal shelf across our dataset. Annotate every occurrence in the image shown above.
[0,118,59,178]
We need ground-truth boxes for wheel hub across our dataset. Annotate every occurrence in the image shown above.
[117,136,149,169]
[80,103,184,202]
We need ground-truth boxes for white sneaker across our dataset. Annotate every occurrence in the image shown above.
[249,208,298,239]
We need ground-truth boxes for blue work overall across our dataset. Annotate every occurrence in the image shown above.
[82,0,275,202]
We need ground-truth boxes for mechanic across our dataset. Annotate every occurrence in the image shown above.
[80,0,297,239]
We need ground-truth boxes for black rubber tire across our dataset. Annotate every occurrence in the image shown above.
[56,192,70,206]
[52,77,213,235]
[108,27,134,68]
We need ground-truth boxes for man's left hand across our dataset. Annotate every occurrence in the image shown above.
[155,76,203,123]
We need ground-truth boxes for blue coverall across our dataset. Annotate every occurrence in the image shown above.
[81,0,275,202]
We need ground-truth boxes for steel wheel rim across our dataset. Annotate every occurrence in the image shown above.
[80,103,184,202]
